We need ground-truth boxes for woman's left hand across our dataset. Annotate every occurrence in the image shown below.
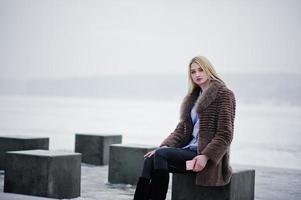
[192,155,209,172]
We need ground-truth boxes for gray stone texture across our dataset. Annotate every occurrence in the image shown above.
[75,133,122,165]
[108,144,156,185]
[0,135,49,170]
[4,150,81,199]
[172,168,255,200]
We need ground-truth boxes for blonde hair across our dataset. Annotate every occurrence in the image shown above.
[188,56,225,93]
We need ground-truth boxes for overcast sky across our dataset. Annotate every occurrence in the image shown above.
[0,0,300,80]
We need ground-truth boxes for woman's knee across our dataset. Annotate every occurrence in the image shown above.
[154,147,173,158]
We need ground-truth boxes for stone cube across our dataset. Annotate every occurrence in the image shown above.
[4,150,81,199]
[108,144,156,185]
[75,133,122,165]
[0,135,49,170]
[172,168,255,200]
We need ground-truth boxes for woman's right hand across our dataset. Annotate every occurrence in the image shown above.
[144,150,156,158]
[144,146,168,158]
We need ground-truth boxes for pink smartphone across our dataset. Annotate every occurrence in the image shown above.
[186,159,196,170]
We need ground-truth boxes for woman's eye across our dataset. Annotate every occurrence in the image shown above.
[198,68,203,72]
[191,71,196,74]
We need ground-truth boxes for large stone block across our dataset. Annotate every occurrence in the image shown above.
[4,150,81,199]
[108,144,156,185]
[0,135,49,170]
[75,133,122,165]
[172,168,255,200]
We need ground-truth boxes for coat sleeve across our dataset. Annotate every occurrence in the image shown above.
[201,89,236,164]
[160,120,188,148]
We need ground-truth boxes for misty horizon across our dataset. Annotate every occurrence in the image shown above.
[1,73,300,105]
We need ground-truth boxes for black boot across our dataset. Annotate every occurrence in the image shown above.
[133,177,150,200]
[149,170,169,200]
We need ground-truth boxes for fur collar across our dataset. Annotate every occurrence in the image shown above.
[180,80,223,120]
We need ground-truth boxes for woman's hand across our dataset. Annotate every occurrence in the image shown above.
[144,146,168,158]
[144,150,156,158]
[192,155,209,172]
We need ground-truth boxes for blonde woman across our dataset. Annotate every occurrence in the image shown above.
[133,56,236,200]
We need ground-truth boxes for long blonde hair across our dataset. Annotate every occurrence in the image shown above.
[188,56,225,93]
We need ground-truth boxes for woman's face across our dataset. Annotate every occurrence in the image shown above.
[190,62,210,87]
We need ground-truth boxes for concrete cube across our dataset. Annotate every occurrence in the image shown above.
[0,135,49,170]
[75,133,122,165]
[108,144,156,185]
[4,150,81,199]
[172,168,255,200]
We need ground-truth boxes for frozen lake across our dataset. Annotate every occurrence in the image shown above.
[0,95,300,170]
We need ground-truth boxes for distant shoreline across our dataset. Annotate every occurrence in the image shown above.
[0,73,300,105]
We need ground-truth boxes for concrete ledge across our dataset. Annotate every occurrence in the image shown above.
[108,144,156,185]
[75,133,122,165]
[0,135,49,170]
[172,168,255,200]
[4,150,81,199]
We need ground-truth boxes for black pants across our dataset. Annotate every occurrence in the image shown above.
[141,147,197,178]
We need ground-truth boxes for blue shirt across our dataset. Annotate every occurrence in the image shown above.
[182,101,200,151]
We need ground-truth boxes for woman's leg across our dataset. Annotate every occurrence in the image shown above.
[150,147,197,200]
[134,147,196,200]
[133,156,154,200]
[139,147,196,179]
[154,147,197,172]
[141,155,154,178]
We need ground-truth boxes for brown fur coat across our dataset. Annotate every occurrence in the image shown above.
[161,80,236,186]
